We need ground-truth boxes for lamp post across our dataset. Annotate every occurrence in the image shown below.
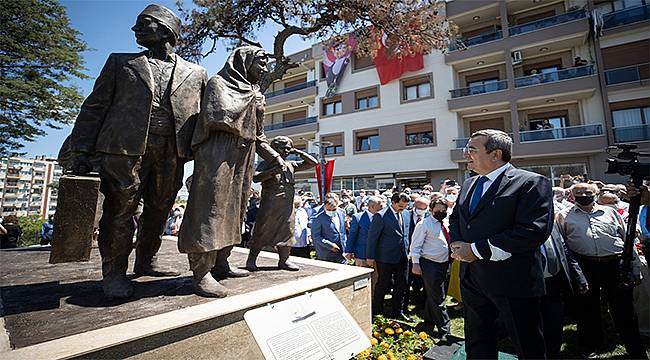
[311,140,333,204]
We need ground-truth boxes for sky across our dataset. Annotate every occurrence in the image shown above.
[22,0,314,160]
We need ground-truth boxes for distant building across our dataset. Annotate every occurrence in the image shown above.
[0,156,63,218]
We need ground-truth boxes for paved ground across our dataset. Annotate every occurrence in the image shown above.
[0,239,331,349]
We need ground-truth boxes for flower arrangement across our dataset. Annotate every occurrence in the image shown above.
[356,316,434,360]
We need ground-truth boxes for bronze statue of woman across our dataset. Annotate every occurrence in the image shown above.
[178,46,286,298]
[245,136,317,271]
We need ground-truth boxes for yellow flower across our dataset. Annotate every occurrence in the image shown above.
[361,349,371,357]
[403,330,412,336]
[378,355,388,360]
[395,327,403,334]
[370,338,378,346]
[384,328,395,335]
[407,355,417,360]
[419,331,429,340]
[380,341,390,348]
[388,351,396,360]
[373,331,381,338]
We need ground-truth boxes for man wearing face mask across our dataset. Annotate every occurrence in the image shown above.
[311,197,347,263]
[410,199,451,343]
[444,187,459,215]
[402,196,431,315]
[556,183,645,358]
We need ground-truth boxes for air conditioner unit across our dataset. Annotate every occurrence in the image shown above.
[512,51,523,65]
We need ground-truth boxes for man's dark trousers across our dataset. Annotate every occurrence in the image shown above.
[98,133,184,279]
[541,274,565,359]
[420,258,451,335]
[574,257,645,357]
[462,267,546,359]
[373,254,408,317]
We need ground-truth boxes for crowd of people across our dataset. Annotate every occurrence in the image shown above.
[236,130,648,359]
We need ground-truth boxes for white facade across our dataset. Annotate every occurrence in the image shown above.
[0,156,62,218]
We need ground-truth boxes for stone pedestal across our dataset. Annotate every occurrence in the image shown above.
[49,175,101,263]
[1,239,372,359]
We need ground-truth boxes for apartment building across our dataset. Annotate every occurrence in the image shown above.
[445,0,649,184]
[0,156,63,218]
[264,0,649,193]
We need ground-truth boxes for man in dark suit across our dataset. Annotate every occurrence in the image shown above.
[66,4,208,298]
[449,129,553,359]
[311,197,347,263]
[367,193,411,320]
[344,195,383,267]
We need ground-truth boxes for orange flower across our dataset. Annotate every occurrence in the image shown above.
[370,338,378,346]
[403,330,412,336]
[407,355,417,360]
[384,328,395,335]
[377,355,388,360]
[418,331,429,340]
[395,328,403,334]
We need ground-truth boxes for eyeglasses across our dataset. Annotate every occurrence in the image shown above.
[463,145,479,154]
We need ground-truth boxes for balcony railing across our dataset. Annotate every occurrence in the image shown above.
[603,4,650,29]
[264,116,317,131]
[514,64,594,88]
[509,9,587,36]
[265,80,317,99]
[448,29,503,51]
[613,124,650,143]
[450,80,508,98]
[605,63,650,85]
[453,132,514,149]
[519,124,603,142]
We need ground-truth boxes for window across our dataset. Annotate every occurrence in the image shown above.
[612,106,649,127]
[520,163,587,186]
[402,75,432,101]
[321,134,343,155]
[353,54,374,71]
[405,122,434,146]
[322,97,342,116]
[355,88,379,110]
[355,129,380,152]
[528,111,568,130]
[284,76,307,88]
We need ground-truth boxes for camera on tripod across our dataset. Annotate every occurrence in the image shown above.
[606,144,649,178]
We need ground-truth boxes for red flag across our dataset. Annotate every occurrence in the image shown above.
[372,31,424,85]
[315,160,335,203]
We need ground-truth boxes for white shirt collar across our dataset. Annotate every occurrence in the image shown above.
[484,162,511,182]
[365,210,374,219]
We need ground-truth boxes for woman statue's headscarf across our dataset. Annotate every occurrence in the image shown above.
[192,46,268,147]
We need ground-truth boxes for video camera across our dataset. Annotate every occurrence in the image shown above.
[605,144,649,289]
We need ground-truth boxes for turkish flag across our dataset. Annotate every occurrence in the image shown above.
[372,31,424,85]
[315,160,335,203]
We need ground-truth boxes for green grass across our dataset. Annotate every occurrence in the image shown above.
[379,296,649,359]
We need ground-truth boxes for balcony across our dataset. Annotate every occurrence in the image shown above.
[613,124,650,143]
[264,116,318,137]
[509,10,587,36]
[519,124,603,142]
[450,80,508,98]
[603,5,650,29]
[265,81,317,107]
[514,65,594,88]
[449,30,503,52]
[605,63,650,86]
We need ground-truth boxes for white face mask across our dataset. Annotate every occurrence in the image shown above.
[415,208,428,216]
[173,211,181,217]
[326,210,337,217]
[445,194,457,202]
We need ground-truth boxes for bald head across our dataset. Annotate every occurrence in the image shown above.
[413,197,431,211]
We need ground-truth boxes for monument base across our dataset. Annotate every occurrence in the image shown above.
[0,239,372,359]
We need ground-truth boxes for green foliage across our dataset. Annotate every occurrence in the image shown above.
[0,0,89,156]
[356,315,434,360]
[16,214,43,247]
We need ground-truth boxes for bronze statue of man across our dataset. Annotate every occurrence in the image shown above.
[66,4,208,298]
[178,46,286,298]
[246,136,317,271]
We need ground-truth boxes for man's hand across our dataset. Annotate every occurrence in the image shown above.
[343,252,354,261]
[578,282,589,294]
[331,243,341,252]
[412,263,422,275]
[366,259,376,268]
[450,241,478,263]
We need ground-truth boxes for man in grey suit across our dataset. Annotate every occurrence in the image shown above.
[67,4,208,298]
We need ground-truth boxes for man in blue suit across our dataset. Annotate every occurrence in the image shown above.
[344,195,384,266]
[367,193,411,319]
[311,197,347,263]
